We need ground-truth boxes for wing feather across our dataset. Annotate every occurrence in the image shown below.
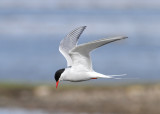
[70,36,128,71]
[59,26,86,66]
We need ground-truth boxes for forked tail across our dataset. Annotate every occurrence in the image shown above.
[105,74,127,79]
[91,72,127,79]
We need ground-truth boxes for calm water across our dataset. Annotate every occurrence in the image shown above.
[0,108,49,114]
[0,0,160,83]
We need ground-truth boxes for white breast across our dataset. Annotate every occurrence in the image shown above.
[60,68,92,82]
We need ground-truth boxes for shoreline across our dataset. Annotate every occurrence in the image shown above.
[0,83,160,114]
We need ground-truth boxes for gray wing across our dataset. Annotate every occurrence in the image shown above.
[59,26,86,66]
[70,36,128,71]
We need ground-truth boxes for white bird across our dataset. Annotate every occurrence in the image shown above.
[55,26,127,88]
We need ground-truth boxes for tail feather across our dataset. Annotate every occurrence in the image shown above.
[92,72,127,79]
[101,74,138,80]
[107,74,127,77]
[103,74,127,79]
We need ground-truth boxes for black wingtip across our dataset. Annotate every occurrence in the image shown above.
[119,36,128,40]
[79,26,87,28]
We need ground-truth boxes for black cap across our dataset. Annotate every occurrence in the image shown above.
[54,68,65,82]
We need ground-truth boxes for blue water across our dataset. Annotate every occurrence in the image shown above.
[0,108,49,114]
[0,0,160,83]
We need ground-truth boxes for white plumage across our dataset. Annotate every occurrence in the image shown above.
[55,26,127,87]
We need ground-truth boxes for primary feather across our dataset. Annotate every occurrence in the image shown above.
[59,26,86,66]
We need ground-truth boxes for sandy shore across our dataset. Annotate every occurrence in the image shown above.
[0,83,160,114]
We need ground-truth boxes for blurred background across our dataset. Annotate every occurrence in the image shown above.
[0,0,160,114]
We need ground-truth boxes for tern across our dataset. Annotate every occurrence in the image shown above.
[55,26,127,88]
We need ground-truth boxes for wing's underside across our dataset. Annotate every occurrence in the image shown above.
[59,26,86,66]
[71,36,127,54]
[70,36,128,71]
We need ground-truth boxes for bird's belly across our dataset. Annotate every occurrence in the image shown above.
[63,72,91,82]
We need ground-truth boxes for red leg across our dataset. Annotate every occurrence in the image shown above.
[91,78,97,79]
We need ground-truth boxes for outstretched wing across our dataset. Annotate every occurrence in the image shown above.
[70,36,128,71]
[59,26,86,66]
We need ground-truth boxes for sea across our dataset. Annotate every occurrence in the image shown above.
[0,0,160,84]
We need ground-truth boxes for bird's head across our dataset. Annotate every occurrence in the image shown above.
[54,68,65,88]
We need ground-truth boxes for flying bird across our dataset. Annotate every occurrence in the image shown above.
[55,26,127,88]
